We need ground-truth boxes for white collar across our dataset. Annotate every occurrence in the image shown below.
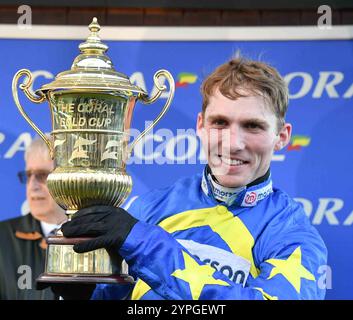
[201,166,273,207]
[40,221,61,237]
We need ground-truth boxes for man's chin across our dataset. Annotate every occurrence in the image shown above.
[30,209,49,220]
[209,165,251,188]
[214,175,249,188]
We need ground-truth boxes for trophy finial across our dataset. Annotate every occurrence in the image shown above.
[88,17,100,33]
[40,14,147,94]
[78,17,107,53]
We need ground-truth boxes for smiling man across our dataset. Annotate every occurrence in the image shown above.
[61,57,327,300]
[0,137,66,299]
[197,91,290,189]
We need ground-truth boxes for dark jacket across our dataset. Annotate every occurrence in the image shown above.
[0,213,55,300]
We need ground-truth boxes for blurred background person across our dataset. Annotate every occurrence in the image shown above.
[0,136,66,299]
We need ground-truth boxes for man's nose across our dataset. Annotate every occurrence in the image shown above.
[223,126,245,151]
[27,174,41,190]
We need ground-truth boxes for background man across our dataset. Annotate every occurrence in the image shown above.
[61,57,327,300]
[0,136,66,299]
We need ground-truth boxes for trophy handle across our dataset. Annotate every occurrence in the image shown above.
[12,69,54,158]
[128,69,175,156]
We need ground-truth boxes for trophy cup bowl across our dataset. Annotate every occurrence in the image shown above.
[12,18,174,286]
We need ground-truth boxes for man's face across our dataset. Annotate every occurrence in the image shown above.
[26,151,60,221]
[197,90,291,188]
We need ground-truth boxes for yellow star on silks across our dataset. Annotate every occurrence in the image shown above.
[266,246,315,293]
[171,251,230,300]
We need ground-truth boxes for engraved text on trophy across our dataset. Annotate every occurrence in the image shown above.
[51,93,131,169]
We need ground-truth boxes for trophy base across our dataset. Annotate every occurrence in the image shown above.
[38,235,134,288]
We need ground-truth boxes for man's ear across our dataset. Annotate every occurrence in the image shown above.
[196,112,204,137]
[275,123,292,151]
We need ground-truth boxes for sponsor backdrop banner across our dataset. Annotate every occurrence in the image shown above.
[0,37,352,299]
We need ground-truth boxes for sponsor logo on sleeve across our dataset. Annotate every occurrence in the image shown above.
[177,239,251,286]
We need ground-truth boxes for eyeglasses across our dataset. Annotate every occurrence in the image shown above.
[17,170,51,185]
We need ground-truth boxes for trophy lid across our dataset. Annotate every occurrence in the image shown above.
[37,18,147,96]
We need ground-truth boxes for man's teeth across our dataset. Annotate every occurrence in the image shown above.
[220,157,246,165]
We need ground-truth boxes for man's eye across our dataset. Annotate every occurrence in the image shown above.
[37,173,47,180]
[26,171,33,179]
[212,119,227,126]
[245,122,261,130]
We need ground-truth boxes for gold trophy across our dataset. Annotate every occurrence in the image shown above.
[12,18,174,285]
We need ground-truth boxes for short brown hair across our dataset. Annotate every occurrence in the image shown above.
[201,57,289,130]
